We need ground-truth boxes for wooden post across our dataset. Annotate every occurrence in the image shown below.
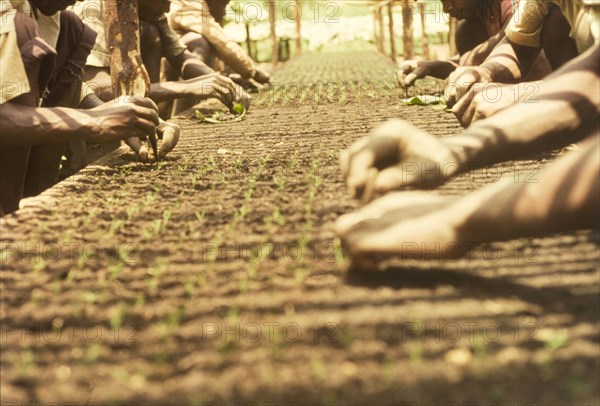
[377,5,385,56]
[373,8,380,52]
[295,0,302,55]
[449,17,457,56]
[245,22,252,57]
[419,1,429,59]
[387,2,397,62]
[402,0,414,60]
[106,0,154,161]
[269,0,279,65]
[106,0,149,97]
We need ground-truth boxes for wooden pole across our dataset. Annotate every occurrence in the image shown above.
[377,5,385,56]
[402,0,414,60]
[373,8,380,52]
[449,17,458,56]
[106,0,149,97]
[387,2,397,62]
[245,22,252,57]
[269,0,279,65]
[295,0,302,55]
[106,0,155,161]
[419,1,429,59]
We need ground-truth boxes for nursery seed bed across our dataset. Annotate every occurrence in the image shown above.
[1,51,598,405]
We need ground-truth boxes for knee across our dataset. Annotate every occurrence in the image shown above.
[541,6,579,69]
[141,22,163,53]
[186,36,214,63]
[455,20,488,55]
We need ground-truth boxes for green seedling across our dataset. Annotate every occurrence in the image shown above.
[195,102,247,124]
[402,95,444,106]
[543,330,569,351]
[273,174,286,189]
[194,211,206,223]
[310,356,327,384]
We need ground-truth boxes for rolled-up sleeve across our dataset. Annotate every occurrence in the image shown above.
[505,0,551,47]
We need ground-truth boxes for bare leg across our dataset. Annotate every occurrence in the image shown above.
[541,5,579,71]
[24,11,96,197]
[455,19,489,56]
[180,31,215,68]
[140,20,163,83]
[0,12,55,213]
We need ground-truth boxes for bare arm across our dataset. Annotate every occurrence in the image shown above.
[446,46,599,168]
[0,97,159,148]
[458,31,507,67]
[480,36,541,83]
[342,46,600,198]
[336,136,599,267]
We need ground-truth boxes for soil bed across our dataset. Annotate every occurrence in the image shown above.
[1,51,598,405]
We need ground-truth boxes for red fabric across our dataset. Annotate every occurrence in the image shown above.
[481,0,518,37]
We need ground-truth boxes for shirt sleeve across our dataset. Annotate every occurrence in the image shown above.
[0,30,31,104]
[505,0,551,47]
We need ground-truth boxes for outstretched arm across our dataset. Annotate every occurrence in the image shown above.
[341,46,600,199]
[336,136,599,267]
[0,97,159,148]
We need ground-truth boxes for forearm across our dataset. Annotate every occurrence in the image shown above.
[454,136,599,243]
[0,103,91,147]
[444,49,600,167]
[148,81,187,103]
[480,36,541,83]
[459,32,505,67]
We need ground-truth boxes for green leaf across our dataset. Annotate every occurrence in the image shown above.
[194,103,247,124]
[195,110,223,124]
[233,103,245,116]
[401,95,444,106]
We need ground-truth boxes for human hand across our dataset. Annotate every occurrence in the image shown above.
[335,192,462,271]
[397,60,457,88]
[157,120,181,159]
[445,66,493,108]
[185,73,250,111]
[340,120,459,202]
[85,96,159,145]
[253,67,271,84]
[452,81,538,127]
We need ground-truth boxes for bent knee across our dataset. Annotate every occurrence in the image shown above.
[181,32,213,60]
[455,20,488,55]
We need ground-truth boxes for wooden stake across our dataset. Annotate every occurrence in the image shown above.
[373,8,381,52]
[419,1,429,60]
[377,5,385,55]
[295,0,302,55]
[106,0,149,98]
[449,16,458,56]
[245,22,252,57]
[269,0,279,65]
[388,2,397,62]
[402,0,414,60]
[106,0,155,161]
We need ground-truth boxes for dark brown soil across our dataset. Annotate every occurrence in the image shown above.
[1,51,598,405]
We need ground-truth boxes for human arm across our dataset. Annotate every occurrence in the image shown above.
[445,0,551,106]
[336,135,599,268]
[0,96,159,148]
[148,73,250,110]
[341,46,600,199]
